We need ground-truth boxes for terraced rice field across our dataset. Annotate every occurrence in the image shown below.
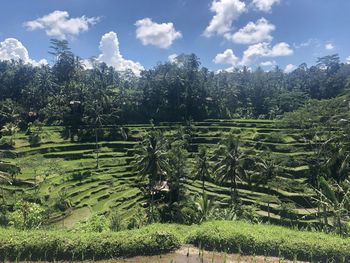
[0,119,320,227]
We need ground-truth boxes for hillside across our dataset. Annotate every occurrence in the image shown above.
[0,119,322,227]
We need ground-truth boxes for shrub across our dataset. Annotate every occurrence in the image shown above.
[109,212,125,232]
[74,214,109,233]
[28,133,41,146]
[8,201,45,229]
[0,137,14,149]
[71,171,91,181]
[0,226,181,261]
[187,221,350,262]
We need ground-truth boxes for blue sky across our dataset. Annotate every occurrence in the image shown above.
[0,0,349,74]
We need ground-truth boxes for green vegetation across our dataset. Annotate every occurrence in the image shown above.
[0,120,322,228]
[1,221,350,262]
[0,225,180,261]
[1,39,350,261]
[188,221,350,262]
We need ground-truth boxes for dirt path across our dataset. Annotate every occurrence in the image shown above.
[111,246,308,263]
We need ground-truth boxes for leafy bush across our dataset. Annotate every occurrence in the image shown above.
[109,212,125,232]
[8,201,45,229]
[71,171,91,181]
[74,214,109,233]
[0,137,14,149]
[27,121,44,146]
[27,133,41,146]
[1,221,350,261]
[187,221,350,262]
[0,226,180,261]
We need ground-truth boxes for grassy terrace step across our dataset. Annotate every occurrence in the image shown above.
[203,118,276,123]
[189,179,315,207]
[0,120,320,227]
[14,141,136,156]
[186,185,317,223]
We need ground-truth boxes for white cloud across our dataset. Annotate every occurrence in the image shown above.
[293,38,320,49]
[325,43,335,50]
[225,18,275,44]
[204,0,246,37]
[252,0,280,12]
[346,56,350,64]
[270,42,294,56]
[168,54,178,63]
[0,38,47,66]
[284,64,297,73]
[82,59,94,70]
[97,32,144,76]
[260,60,276,67]
[135,18,182,48]
[24,10,99,39]
[213,49,239,66]
[241,42,293,65]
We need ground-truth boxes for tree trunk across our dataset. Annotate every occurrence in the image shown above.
[95,126,99,168]
[323,204,328,225]
[233,172,238,201]
[202,175,205,198]
[150,188,154,223]
[230,177,234,205]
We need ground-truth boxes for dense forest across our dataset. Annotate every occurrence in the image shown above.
[1,40,350,128]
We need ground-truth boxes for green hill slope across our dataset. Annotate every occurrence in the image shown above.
[0,119,321,227]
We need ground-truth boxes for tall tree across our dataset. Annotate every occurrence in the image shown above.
[133,130,169,222]
[193,146,211,197]
[214,134,248,206]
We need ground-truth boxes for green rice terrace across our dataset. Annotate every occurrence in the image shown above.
[1,37,350,261]
[0,119,320,227]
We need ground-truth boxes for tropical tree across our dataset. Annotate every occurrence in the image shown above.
[133,130,169,222]
[214,134,248,206]
[323,138,350,184]
[167,140,188,203]
[313,177,350,235]
[193,146,211,197]
[252,154,279,188]
[195,192,216,223]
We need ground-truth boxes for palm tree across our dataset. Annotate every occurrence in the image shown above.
[253,154,279,188]
[313,177,350,235]
[214,134,247,206]
[133,130,169,222]
[247,154,281,223]
[195,192,216,223]
[167,140,188,203]
[323,139,350,184]
[193,146,211,197]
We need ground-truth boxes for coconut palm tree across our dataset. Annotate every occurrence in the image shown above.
[193,146,211,197]
[167,140,188,203]
[133,130,169,222]
[214,134,248,206]
[253,154,280,188]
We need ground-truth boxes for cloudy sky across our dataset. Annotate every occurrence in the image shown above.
[0,0,349,74]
